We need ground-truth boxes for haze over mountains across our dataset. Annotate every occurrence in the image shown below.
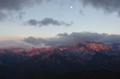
[0,41,120,79]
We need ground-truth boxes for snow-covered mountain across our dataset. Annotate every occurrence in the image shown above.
[0,42,120,57]
[1,42,120,79]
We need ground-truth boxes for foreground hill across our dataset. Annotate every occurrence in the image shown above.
[25,69,120,79]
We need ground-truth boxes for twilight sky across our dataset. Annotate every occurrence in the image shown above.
[1,0,120,49]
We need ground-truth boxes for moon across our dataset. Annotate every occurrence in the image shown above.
[70,6,72,8]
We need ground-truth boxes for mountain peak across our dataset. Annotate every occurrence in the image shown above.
[78,42,112,51]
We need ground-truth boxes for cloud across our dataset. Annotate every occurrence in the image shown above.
[1,0,120,21]
[38,18,73,26]
[79,0,120,15]
[0,0,47,21]
[25,18,73,26]
[19,12,25,20]
[27,19,38,26]
[79,10,84,15]
[23,37,40,46]
[0,11,7,21]
[0,40,30,49]
[23,32,120,47]
[0,0,50,11]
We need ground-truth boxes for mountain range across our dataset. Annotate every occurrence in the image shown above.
[0,42,120,79]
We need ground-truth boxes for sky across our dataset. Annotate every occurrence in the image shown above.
[1,0,120,49]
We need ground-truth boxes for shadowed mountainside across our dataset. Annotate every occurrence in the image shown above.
[25,69,120,79]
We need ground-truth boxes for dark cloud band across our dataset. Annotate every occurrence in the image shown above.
[25,18,73,26]
[79,0,120,15]
[23,32,120,47]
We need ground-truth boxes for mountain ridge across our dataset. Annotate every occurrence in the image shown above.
[0,42,120,57]
[0,42,120,79]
